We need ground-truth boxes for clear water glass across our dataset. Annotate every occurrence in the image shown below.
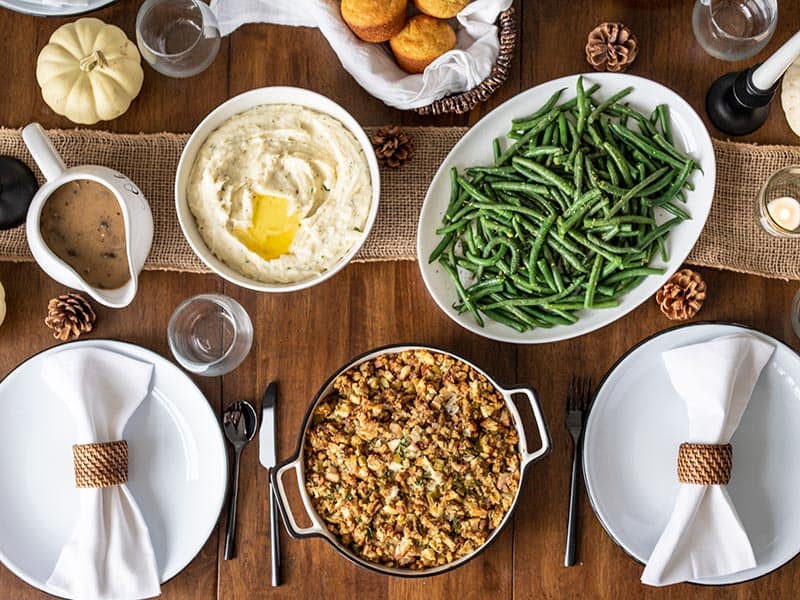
[136,0,221,78]
[756,165,800,238]
[168,294,253,376]
[692,0,777,61]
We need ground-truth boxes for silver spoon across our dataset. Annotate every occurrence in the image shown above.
[222,400,258,560]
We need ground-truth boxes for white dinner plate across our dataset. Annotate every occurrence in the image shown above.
[583,323,800,585]
[0,0,116,17]
[417,73,715,344]
[0,339,227,596]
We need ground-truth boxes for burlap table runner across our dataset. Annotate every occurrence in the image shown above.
[1,127,799,279]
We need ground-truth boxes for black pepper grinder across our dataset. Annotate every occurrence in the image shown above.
[0,156,38,230]
[706,30,800,136]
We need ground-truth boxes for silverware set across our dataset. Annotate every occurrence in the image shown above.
[565,376,592,567]
[222,382,282,587]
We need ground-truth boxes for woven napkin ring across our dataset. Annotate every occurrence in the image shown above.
[677,443,732,485]
[73,441,128,488]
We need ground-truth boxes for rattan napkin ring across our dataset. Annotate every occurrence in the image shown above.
[73,441,128,488]
[677,442,732,485]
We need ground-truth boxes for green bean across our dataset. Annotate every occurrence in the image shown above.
[521,145,563,158]
[496,110,561,166]
[485,237,521,271]
[631,148,656,173]
[656,105,672,144]
[584,254,604,308]
[558,112,569,148]
[602,266,665,284]
[512,88,565,126]
[660,201,691,221]
[653,133,694,166]
[567,230,624,267]
[456,175,492,203]
[490,180,550,196]
[528,213,557,285]
[576,75,588,136]
[465,249,502,267]
[556,83,601,111]
[603,141,634,187]
[588,86,634,123]
[481,308,528,332]
[573,150,584,197]
[429,231,454,263]
[512,157,575,196]
[429,78,699,332]
[652,160,693,205]
[609,123,686,170]
[472,202,546,223]
[636,217,683,249]
[607,166,672,217]
[606,156,620,187]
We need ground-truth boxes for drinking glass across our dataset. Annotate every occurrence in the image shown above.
[168,294,253,376]
[756,165,800,238]
[136,0,221,78]
[692,0,777,61]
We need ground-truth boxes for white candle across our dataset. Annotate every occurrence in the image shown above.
[767,196,800,231]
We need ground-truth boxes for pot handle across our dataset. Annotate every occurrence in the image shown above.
[271,454,327,540]
[505,385,551,468]
[22,123,66,181]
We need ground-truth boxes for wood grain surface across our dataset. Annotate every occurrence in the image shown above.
[1,1,800,599]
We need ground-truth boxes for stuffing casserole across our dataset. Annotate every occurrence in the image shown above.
[304,349,521,569]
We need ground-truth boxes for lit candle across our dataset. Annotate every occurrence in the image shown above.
[767,196,800,231]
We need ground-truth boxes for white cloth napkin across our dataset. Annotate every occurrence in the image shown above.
[209,0,512,110]
[43,347,161,600]
[641,334,775,586]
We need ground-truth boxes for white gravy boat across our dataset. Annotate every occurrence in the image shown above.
[23,123,153,308]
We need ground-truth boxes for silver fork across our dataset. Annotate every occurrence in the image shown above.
[565,376,592,567]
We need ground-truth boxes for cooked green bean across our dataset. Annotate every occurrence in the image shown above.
[588,86,634,123]
[429,78,699,332]
[512,88,565,126]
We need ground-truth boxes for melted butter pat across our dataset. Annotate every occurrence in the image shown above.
[234,194,300,260]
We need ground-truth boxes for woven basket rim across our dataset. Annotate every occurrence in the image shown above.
[415,6,517,116]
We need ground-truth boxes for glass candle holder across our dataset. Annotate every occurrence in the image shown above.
[757,165,800,238]
[168,293,253,376]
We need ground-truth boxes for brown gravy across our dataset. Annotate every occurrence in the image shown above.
[40,179,131,290]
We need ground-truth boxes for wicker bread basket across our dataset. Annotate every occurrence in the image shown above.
[415,6,517,115]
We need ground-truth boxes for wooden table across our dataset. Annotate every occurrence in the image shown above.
[1,1,800,598]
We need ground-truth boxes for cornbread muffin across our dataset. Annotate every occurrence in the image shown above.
[341,0,408,43]
[390,15,457,74]
[413,0,469,19]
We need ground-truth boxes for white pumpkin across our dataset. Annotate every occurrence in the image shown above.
[36,18,144,125]
[0,281,5,328]
[782,56,800,137]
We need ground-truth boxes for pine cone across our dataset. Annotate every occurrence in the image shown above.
[655,269,707,321]
[371,126,415,168]
[586,22,638,73]
[45,293,96,341]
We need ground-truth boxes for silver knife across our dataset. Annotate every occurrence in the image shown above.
[259,381,281,587]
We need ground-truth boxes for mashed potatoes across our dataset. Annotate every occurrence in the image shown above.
[187,104,373,283]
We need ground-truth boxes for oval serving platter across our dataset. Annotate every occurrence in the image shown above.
[416,72,715,344]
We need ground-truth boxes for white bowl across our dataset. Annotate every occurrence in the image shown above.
[175,87,381,293]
